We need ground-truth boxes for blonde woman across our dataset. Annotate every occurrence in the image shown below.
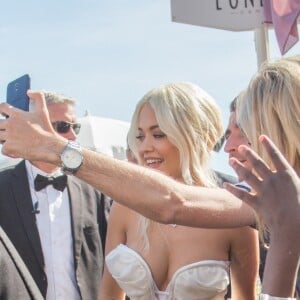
[99,82,259,299]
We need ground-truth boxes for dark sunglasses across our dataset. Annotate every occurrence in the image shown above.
[51,121,81,135]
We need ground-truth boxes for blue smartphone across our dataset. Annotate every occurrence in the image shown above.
[6,74,31,111]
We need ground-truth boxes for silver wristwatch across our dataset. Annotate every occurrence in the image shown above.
[60,141,83,175]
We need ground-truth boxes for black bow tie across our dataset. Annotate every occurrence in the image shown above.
[34,174,67,192]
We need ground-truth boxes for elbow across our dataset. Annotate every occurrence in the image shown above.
[154,191,185,225]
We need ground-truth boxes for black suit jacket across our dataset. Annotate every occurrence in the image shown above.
[0,227,43,300]
[0,161,108,300]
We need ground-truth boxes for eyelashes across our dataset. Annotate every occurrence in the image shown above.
[135,133,166,141]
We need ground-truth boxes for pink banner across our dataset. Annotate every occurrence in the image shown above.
[264,0,300,55]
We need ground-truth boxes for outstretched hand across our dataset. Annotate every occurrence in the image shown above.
[0,90,66,162]
[224,135,300,236]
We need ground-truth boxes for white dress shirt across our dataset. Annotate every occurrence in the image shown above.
[26,161,81,300]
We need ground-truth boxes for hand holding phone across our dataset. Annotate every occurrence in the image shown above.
[6,74,31,111]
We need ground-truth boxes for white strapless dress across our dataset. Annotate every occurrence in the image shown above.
[106,244,230,300]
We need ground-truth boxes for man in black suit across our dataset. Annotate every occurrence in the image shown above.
[0,226,43,300]
[0,92,109,300]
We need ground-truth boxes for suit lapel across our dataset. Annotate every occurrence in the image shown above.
[67,176,83,270]
[11,161,45,269]
[0,227,44,300]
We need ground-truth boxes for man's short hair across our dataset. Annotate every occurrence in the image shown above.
[43,91,76,106]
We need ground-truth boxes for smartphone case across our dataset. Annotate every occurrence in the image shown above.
[6,74,30,111]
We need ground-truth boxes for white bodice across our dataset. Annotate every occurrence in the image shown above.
[106,244,230,300]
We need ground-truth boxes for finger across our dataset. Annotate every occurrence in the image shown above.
[224,182,258,211]
[259,135,292,172]
[27,90,53,130]
[0,116,6,131]
[238,145,272,180]
[27,90,47,113]
[0,116,7,143]
[1,145,18,158]
[0,129,6,142]
[0,102,17,119]
[0,112,8,118]
[229,157,262,191]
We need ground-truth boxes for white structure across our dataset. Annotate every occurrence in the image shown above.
[77,115,130,160]
[171,0,264,31]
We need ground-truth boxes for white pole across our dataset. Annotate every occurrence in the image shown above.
[254,23,270,69]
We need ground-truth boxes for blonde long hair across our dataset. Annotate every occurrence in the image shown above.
[236,57,300,174]
[236,57,300,241]
[127,82,223,250]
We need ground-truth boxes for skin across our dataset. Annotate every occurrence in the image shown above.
[99,103,259,299]
[225,136,300,297]
[0,91,297,297]
[136,103,182,179]
[224,109,270,283]
[224,111,251,174]
[224,104,299,298]
[0,91,256,229]
[32,102,78,173]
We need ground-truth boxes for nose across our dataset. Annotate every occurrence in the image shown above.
[224,136,236,154]
[138,135,154,154]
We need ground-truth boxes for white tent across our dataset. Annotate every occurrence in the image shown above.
[77,115,130,160]
[0,155,21,169]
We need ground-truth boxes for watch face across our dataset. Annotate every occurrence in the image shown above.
[62,148,82,169]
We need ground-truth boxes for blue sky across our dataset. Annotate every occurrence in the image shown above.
[0,0,299,174]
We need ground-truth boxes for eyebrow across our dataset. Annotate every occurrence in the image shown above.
[138,125,160,131]
[224,129,231,138]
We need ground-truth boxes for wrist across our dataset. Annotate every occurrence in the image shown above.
[60,141,83,175]
[262,237,299,297]
[45,135,68,166]
[270,231,300,254]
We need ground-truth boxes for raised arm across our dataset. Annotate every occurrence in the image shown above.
[0,91,255,228]
[225,135,300,298]
[79,147,255,228]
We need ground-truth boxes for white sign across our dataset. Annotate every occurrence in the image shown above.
[171,0,265,31]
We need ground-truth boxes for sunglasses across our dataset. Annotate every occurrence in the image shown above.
[51,121,81,135]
